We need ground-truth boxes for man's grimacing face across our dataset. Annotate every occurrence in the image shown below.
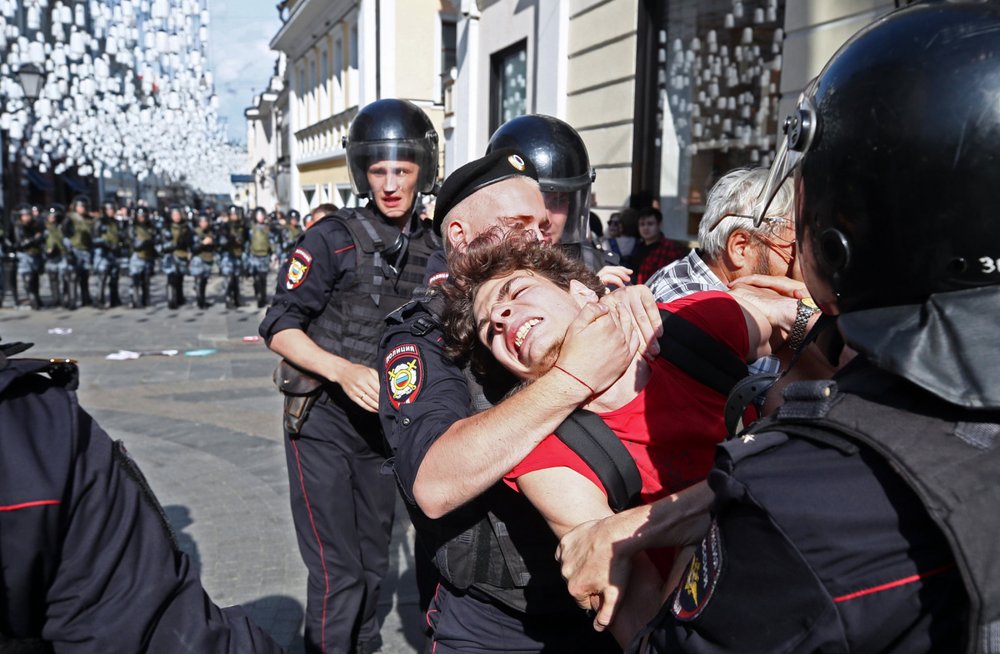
[472,271,597,380]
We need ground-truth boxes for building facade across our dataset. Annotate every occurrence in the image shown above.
[447,0,901,240]
[245,55,291,212]
[268,0,456,213]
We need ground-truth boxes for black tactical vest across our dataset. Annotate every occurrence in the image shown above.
[306,207,437,368]
[756,365,1000,653]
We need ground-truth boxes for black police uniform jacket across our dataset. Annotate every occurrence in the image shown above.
[638,287,1000,653]
[260,205,437,372]
[0,349,283,652]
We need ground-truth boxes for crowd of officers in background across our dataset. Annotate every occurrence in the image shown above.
[0,198,306,312]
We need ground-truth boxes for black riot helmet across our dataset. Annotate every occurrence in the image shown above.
[343,99,439,198]
[755,2,1000,313]
[486,115,596,245]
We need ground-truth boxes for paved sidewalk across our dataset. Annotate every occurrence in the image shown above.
[1,278,426,653]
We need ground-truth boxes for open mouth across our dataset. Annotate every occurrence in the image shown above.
[513,318,542,352]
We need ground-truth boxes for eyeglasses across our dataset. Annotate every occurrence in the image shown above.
[707,212,789,234]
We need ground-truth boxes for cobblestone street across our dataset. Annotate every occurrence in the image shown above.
[1,276,425,654]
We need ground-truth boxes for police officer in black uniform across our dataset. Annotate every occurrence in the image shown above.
[128,206,157,309]
[486,114,618,272]
[162,206,194,310]
[377,149,660,653]
[553,4,998,652]
[259,98,439,654]
[0,338,284,652]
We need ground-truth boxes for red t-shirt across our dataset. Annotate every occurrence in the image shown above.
[505,291,749,573]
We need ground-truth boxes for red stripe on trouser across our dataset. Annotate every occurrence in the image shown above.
[292,438,330,653]
[833,563,957,603]
[0,499,61,511]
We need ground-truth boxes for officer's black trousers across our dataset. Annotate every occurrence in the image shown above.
[284,393,395,654]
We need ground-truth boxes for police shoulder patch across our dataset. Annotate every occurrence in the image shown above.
[384,343,423,409]
[286,247,313,290]
[672,518,724,621]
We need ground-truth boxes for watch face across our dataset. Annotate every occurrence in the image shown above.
[801,297,819,312]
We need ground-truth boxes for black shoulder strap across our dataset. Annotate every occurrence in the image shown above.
[657,307,748,395]
[554,408,643,512]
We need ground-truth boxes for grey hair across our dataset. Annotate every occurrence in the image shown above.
[698,167,794,260]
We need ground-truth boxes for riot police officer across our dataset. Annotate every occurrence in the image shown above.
[219,205,247,309]
[557,4,998,652]
[259,98,440,654]
[247,207,275,308]
[93,201,123,308]
[42,206,73,309]
[281,209,303,259]
[191,214,216,309]
[12,205,44,310]
[162,206,193,310]
[486,114,616,271]
[128,207,157,309]
[65,196,94,306]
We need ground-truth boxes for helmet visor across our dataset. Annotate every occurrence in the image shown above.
[346,138,438,197]
[543,187,591,245]
[753,80,818,227]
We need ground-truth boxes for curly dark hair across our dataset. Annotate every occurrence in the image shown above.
[441,229,605,374]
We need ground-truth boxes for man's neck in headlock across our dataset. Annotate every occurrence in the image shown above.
[581,353,651,414]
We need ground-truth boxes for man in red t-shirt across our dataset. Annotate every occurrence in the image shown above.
[442,233,798,643]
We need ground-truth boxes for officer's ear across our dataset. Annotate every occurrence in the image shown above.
[446,218,468,252]
[568,279,600,306]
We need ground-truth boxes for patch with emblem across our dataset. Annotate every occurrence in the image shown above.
[384,343,423,409]
[672,518,724,621]
[286,247,313,290]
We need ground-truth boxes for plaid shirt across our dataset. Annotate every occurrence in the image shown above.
[634,237,687,285]
[645,249,782,376]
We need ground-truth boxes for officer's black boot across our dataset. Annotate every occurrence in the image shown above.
[78,271,91,307]
[141,272,150,308]
[166,274,179,310]
[20,275,36,310]
[9,269,20,307]
[176,275,186,306]
[233,275,243,308]
[196,277,208,309]
[98,275,108,308]
[30,275,42,311]
[224,276,236,309]
[109,273,121,308]
[63,272,77,310]
[129,275,141,309]
[253,273,265,307]
[47,272,62,308]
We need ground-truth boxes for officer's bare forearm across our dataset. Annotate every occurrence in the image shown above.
[413,369,591,519]
[267,328,351,383]
[599,481,713,557]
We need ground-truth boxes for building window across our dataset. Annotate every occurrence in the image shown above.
[441,18,457,101]
[489,39,527,134]
[648,0,785,236]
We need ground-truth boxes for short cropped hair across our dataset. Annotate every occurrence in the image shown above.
[698,168,794,261]
[440,176,541,254]
[442,229,604,370]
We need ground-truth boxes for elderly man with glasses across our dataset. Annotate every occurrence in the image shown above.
[645,168,804,378]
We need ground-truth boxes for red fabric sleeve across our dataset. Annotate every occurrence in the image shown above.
[504,434,608,496]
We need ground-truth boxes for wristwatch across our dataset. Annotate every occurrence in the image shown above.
[789,297,820,351]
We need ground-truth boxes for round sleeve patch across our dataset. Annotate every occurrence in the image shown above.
[384,343,423,410]
[286,247,313,290]
[672,518,724,621]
